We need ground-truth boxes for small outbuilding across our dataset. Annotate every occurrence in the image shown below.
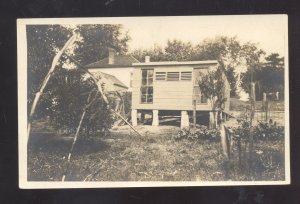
[131,57,230,128]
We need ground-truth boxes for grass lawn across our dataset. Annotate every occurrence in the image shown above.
[28,125,226,181]
[28,124,285,182]
[28,97,286,182]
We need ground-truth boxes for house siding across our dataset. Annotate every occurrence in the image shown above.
[132,65,213,111]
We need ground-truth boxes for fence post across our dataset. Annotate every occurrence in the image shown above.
[236,135,242,170]
[265,100,269,122]
[226,128,231,161]
[249,82,256,176]
[220,123,228,158]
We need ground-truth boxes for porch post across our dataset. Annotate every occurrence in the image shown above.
[131,109,138,126]
[141,112,145,124]
[209,111,215,129]
[181,111,189,129]
[152,110,159,126]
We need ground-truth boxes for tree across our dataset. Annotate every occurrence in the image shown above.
[27,25,73,118]
[131,45,166,62]
[195,36,265,96]
[131,36,266,98]
[254,53,285,95]
[164,39,195,61]
[27,24,129,135]
[197,67,227,129]
[264,53,284,69]
[73,24,130,65]
[239,42,266,94]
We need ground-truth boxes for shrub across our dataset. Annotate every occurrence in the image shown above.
[174,126,220,142]
[253,121,284,141]
[232,119,284,141]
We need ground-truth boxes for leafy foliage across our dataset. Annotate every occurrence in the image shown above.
[174,126,220,142]
[197,66,227,110]
[27,24,129,136]
[27,25,73,114]
[73,24,130,65]
[253,122,284,141]
[131,36,268,96]
[232,116,284,142]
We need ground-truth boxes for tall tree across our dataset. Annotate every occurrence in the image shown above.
[131,35,266,97]
[264,53,284,69]
[197,67,227,128]
[27,24,129,134]
[195,36,265,96]
[164,39,195,61]
[27,25,73,118]
[73,24,130,65]
[131,45,166,62]
[255,53,285,95]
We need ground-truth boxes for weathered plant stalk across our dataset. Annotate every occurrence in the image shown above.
[27,34,79,142]
[61,92,97,181]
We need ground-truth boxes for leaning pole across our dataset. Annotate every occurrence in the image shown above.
[27,34,79,143]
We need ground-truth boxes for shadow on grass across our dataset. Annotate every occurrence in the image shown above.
[28,132,110,155]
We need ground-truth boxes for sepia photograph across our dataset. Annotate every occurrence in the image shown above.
[17,15,289,188]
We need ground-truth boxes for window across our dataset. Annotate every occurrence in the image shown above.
[167,72,180,81]
[181,72,192,81]
[155,72,166,80]
[141,69,153,103]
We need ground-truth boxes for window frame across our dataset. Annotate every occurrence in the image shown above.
[140,69,154,104]
[166,72,180,81]
[181,71,192,81]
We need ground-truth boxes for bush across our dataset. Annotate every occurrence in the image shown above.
[253,121,284,141]
[232,119,284,141]
[174,125,220,142]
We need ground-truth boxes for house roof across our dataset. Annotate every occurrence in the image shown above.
[132,60,219,67]
[86,55,140,68]
[92,71,128,89]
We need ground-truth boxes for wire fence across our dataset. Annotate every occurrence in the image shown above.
[253,100,284,126]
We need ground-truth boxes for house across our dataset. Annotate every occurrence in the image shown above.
[85,48,137,117]
[86,49,230,129]
[131,57,230,128]
[86,48,139,91]
[91,71,128,93]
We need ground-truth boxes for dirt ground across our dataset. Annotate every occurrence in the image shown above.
[28,125,227,181]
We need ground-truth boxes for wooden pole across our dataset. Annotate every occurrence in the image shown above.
[27,34,79,142]
[219,122,229,158]
[249,82,256,175]
[193,99,196,129]
[62,110,86,181]
[61,92,97,181]
[236,135,242,170]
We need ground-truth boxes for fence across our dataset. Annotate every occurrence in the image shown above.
[254,98,284,126]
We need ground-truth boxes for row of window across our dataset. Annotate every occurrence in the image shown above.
[155,71,192,81]
[140,69,207,104]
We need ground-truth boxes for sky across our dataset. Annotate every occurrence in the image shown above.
[119,15,287,57]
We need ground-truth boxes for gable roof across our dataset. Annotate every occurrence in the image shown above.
[92,71,128,89]
[86,55,140,68]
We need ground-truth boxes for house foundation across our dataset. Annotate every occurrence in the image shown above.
[131,109,138,126]
[152,110,159,126]
[181,111,189,128]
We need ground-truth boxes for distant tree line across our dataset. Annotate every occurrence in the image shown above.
[131,37,285,98]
